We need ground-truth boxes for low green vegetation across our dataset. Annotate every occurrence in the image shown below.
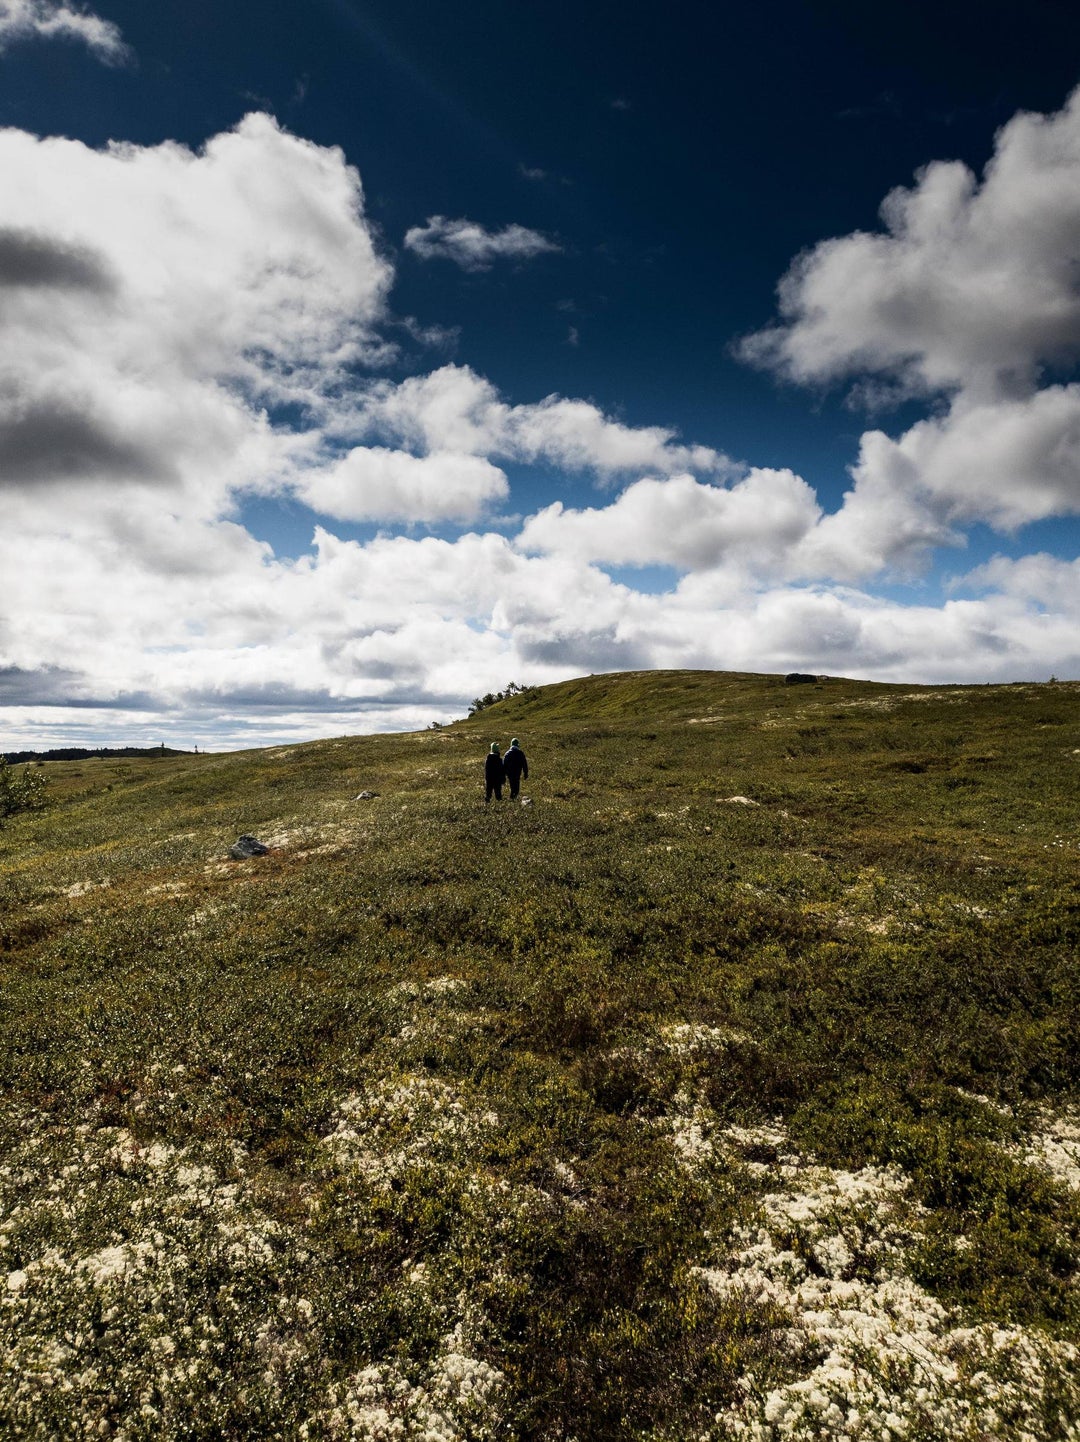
[0,758,47,821]
[0,670,1078,1439]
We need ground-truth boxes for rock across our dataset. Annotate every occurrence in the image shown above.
[355,790,379,800]
[721,796,759,806]
[229,834,269,859]
[784,672,818,685]
[520,796,533,807]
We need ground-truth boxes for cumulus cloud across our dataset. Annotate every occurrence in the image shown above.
[956,551,1080,610]
[518,470,820,571]
[351,364,731,480]
[0,226,114,290]
[296,447,509,524]
[742,88,1080,400]
[5,489,1076,750]
[0,0,128,61]
[807,387,1080,579]
[403,215,561,271]
[0,110,724,568]
[0,108,747,749]
[785,444,962,582]
[740,85,1080,572]
[0,113,392,526]
[3,96,1078,751]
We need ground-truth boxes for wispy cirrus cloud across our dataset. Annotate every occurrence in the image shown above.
[0,0,129,61]
[403,215,561,271]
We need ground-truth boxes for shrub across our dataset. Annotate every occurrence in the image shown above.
[0,758,47,819]
[467,681,538,716]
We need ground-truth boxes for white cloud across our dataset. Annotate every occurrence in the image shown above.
[518,470,820,571]
[296,447,508,524]
[794,386,1080,581]
[861,387,1080,528]
[740,85,1080,570]
[0,112,392,531]
[403,216,561,271]
[956,551,1080,609]
[742,87,1080,401]
[0,0,128,61]
[784,441,963,582]
[352,364,731,480]
[2,97,1078,752]
[3,493,1076,750]
[508,395,725,477]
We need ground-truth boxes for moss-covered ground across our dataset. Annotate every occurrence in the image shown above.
[1,669,1078,1439]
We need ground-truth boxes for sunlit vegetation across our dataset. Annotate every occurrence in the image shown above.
[0,758,47,821]
[1,670,1078,1438]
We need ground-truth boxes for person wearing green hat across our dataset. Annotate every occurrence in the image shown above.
[502,737,529,799]
[485,742,505,803]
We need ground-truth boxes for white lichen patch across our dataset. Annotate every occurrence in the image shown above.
[61,878,112,898]
[184,903,220,932]
[614,1020,754,1078]
[670,1106,717,1168]
[833,912,895,935]
[1023,1105,1080,1193]
[421,976,468,996]
[379,976,493,1050]
[952,1086,1011,1115]
[0,1117,314,1436]
[0,1103,511,1440]
[311,1320,505,1441]
[659,1021,752,1054]
[323,1075,499,1188]
[687,1121,1080,1441]
[387,977,471,1003]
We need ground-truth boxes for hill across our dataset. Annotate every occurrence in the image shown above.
[1,669,1078,1439]
[1,746,192,764]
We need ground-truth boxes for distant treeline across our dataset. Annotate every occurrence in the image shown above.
[2,746,192,764]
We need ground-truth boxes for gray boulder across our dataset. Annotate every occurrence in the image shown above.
[229,834,269,859]
[355,790,379,800]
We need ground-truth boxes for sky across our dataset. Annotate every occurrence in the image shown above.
[1,0,1079,751]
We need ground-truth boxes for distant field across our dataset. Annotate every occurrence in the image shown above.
[1,670,1078,1440]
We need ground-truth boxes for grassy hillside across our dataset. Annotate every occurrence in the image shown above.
[1,669,1078,1440]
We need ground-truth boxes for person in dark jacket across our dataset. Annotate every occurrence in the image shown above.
[502,737,529,799]
[485,742,505,802]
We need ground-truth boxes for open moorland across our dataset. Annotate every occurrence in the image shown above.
[1,669,1078,1440]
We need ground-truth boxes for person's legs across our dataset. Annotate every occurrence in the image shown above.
[508,776,519,799]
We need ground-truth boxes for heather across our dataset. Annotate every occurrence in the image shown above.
[1,669,1078,1439]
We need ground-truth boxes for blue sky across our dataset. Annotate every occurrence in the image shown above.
[1,0,1079,749]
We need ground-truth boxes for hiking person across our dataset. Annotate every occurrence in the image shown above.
[502,737,529,799]
[485,742,505,803]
